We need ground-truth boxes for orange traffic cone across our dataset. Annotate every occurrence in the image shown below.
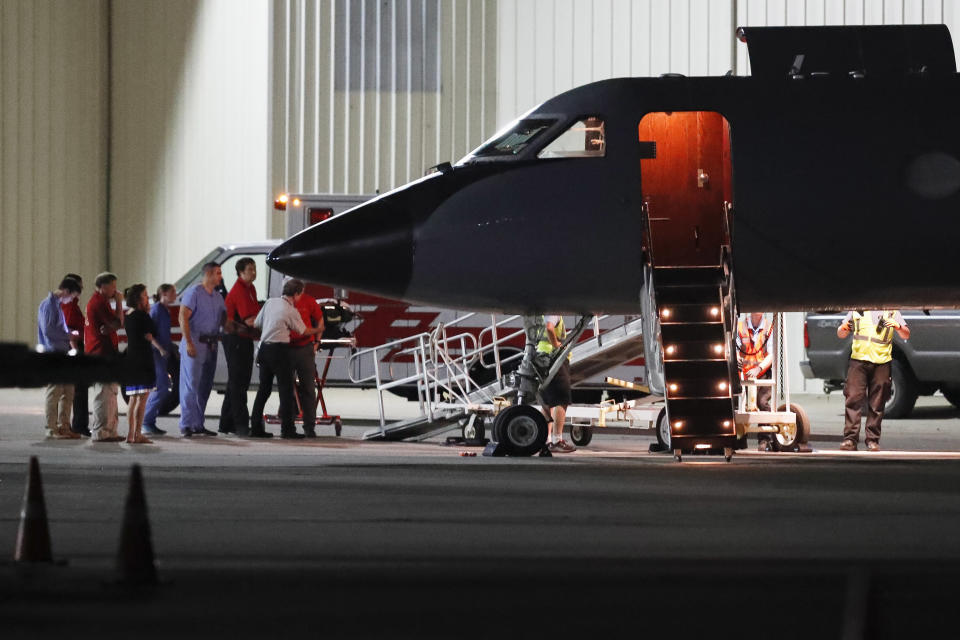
[14,456,53,563]
[116,464,158,585]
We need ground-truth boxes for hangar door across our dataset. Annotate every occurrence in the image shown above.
[638,112,732,267]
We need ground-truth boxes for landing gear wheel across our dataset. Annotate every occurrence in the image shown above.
[570,424,593,447]
[771,403,811,452]
[334,419,342,437]
[673,449,682,462]
[655,408,671,449]
[461,416,485,441]
[492,405,548,457]
[724,447,733,462]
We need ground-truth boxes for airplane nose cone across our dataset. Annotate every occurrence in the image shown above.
[267,198,414,299]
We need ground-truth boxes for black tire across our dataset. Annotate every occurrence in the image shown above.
[771,403,811,452]
[655,408,671,449]
[492,405,547,457]
[885,359,918,419]
[570,424,593,447]
[940,383,960,409]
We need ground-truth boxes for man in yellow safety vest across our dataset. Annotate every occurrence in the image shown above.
[537,315,575,453]
[836,310,910,451]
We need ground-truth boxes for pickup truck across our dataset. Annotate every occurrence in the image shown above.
[800,311,960,418]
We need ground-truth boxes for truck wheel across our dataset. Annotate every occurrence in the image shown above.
[771,403,810,452]
[885,359,918,419]
[570,424,593,447]
[940,384,960,409]
[492,405,547,457]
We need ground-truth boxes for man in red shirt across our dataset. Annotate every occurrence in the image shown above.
[289,287,324,437]
[61,273,91,436]
[219,257,261,435]
[85,272,125,442]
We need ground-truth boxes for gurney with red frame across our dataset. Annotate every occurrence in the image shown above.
[265,337,356,435]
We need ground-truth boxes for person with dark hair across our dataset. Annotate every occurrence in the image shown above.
[178,262,226,437]
[61,273,91,436]
[38,277,83,439]
[289,286,324,437]
[122,284,167,444]
[250,279,321,439]
[219,257,260,435]
[142,284,176,435]
[85,271,125,442]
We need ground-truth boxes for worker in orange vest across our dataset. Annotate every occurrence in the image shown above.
[736,312,773,451]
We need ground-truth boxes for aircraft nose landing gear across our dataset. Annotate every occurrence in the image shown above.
[492,405,548,457]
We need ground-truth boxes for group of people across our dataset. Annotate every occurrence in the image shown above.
[36,257,325,443]
[736,309,910,452]
[38,272,176,443]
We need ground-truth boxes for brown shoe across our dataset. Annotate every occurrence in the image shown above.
[866,441,880,452]
[840,440,857,451]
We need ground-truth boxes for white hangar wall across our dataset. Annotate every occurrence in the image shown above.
[0,0,109,344]
[269,0,498,237]
[497,0,960,393]
[110,0,271,294]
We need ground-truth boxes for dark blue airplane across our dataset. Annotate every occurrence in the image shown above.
[269,25,960,458]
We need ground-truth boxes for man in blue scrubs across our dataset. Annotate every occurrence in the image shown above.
[178,262,226,437]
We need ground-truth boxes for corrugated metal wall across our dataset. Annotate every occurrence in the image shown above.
[0,0,109,344]
[110,0,270,291]
[497,0,738,128]
[269,0,497,236]
[498,0,960,127]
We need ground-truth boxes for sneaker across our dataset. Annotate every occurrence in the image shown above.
[840,440,858,451]
[180,430,194,438]
[303,428,317,438]
[142,425,166,436]
[281,432,305,440]
[553,440,576,453]
[248,430,274,439]
[546,442,558,452]
[866,441,880,452]
[195,428,218,436]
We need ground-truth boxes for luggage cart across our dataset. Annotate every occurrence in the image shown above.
[733,313,810,452]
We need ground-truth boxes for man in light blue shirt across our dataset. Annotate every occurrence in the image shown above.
[37,277,83,439]
[178,262,226,437]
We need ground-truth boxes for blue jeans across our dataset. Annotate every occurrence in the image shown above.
[179,343,218,432]
[143,351,171,429]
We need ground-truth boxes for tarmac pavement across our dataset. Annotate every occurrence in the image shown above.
[2,388,960,638]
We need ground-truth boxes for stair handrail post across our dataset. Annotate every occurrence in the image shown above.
[490,314,503,380]
[374,346,386,433]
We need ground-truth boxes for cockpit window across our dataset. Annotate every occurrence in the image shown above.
[538,117,605,159]
[471,119,556,157]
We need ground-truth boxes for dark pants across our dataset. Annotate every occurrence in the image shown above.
[290,344,317,433]
[843,359,891,445]
[71,382,89,432]
[219,335,254,434]
[250,343,297,435]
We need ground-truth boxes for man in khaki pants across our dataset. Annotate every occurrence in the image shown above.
[38,277,83,439]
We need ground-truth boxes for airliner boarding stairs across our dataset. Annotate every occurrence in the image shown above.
[351,314,647,443]
[654,264,740,461]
